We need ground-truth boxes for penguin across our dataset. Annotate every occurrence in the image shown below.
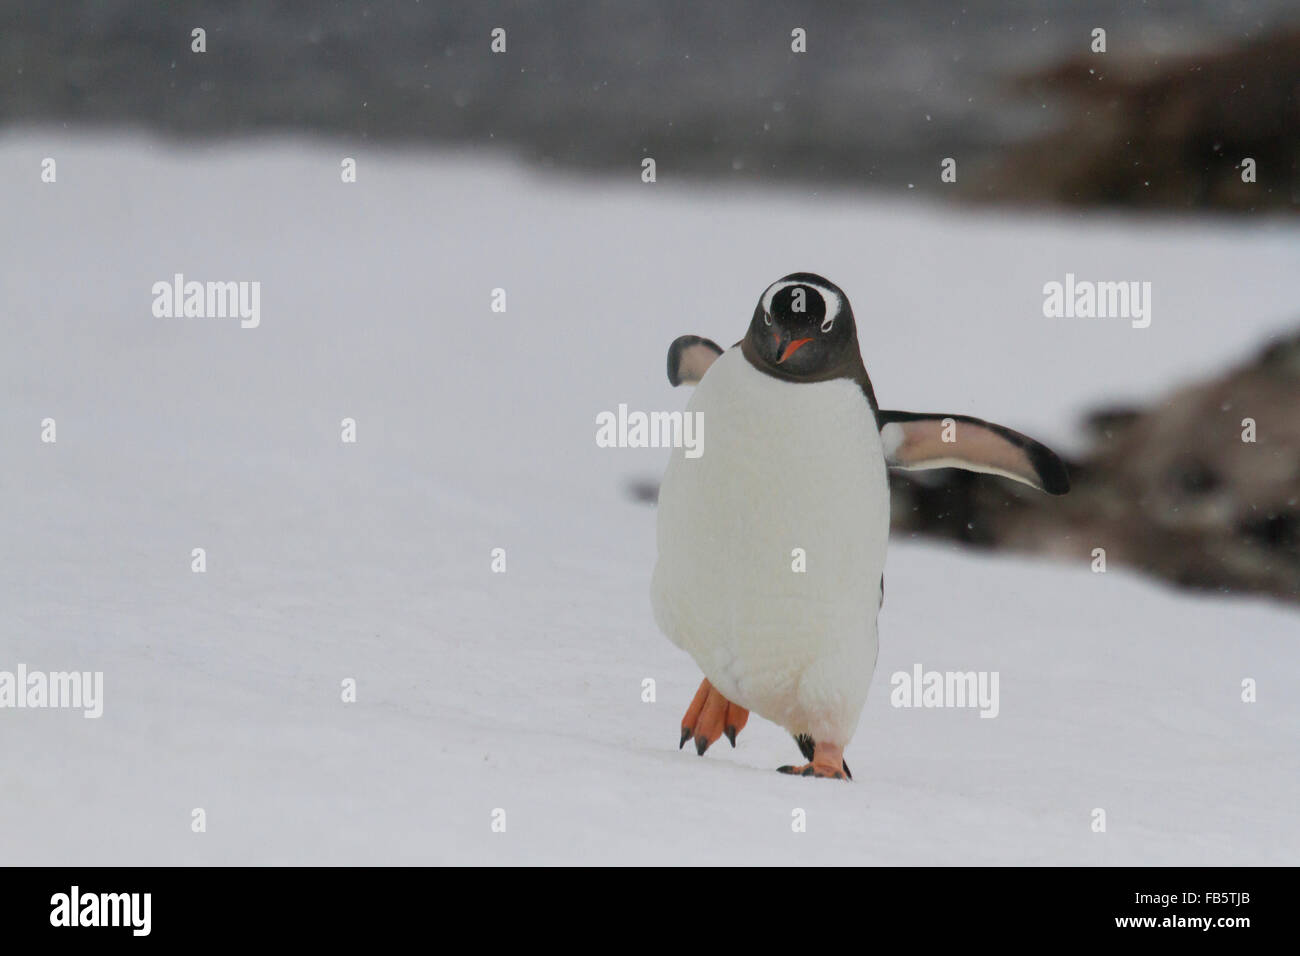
[651,273,1069,779]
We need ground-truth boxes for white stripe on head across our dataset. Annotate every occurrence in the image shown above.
[759,278,845,330]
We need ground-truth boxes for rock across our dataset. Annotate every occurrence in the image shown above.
[984,30,1300,212]
[889,328,1300,602]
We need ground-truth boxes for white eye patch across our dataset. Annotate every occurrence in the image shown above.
[760,279,844,331]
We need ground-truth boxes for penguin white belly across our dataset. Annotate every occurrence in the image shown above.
[652,347,889,745]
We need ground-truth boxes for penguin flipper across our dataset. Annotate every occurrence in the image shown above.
[666,335,723,386]
[878,410,1070,496]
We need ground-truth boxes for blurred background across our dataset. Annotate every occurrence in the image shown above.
[2,0,1298,867]
[4,1,1298,602]
[5,0,1300,209]
[3,1,1298,603]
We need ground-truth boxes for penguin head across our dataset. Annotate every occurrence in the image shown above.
[746,273,858,378]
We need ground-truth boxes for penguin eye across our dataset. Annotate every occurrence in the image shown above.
[821,316,834,333]
[763,313,772,326]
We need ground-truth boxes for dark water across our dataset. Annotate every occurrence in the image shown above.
[4,0,1299,189]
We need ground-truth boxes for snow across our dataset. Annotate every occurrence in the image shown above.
[1,133,1297,865]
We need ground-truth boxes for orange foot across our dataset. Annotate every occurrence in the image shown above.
[777,740,851,781]
[680,678,749,756]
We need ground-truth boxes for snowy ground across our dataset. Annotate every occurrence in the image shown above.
[1,133,1297,865]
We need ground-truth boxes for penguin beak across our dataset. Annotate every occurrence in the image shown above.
[776,337,812,364]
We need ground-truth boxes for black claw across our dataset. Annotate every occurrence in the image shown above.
[679,727,692,749]
[777,765,798,774]
[694,734,710,756]
[842,760,853,780]
[724,725,737,747]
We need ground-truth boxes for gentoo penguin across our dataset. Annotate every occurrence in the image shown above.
[651,273,1069,779]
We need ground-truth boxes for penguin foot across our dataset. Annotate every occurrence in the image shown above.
[776,742,850,780]
[776,763,849,780]
[680,678,749,756]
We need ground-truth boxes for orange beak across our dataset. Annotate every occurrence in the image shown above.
[777,338,813,364]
